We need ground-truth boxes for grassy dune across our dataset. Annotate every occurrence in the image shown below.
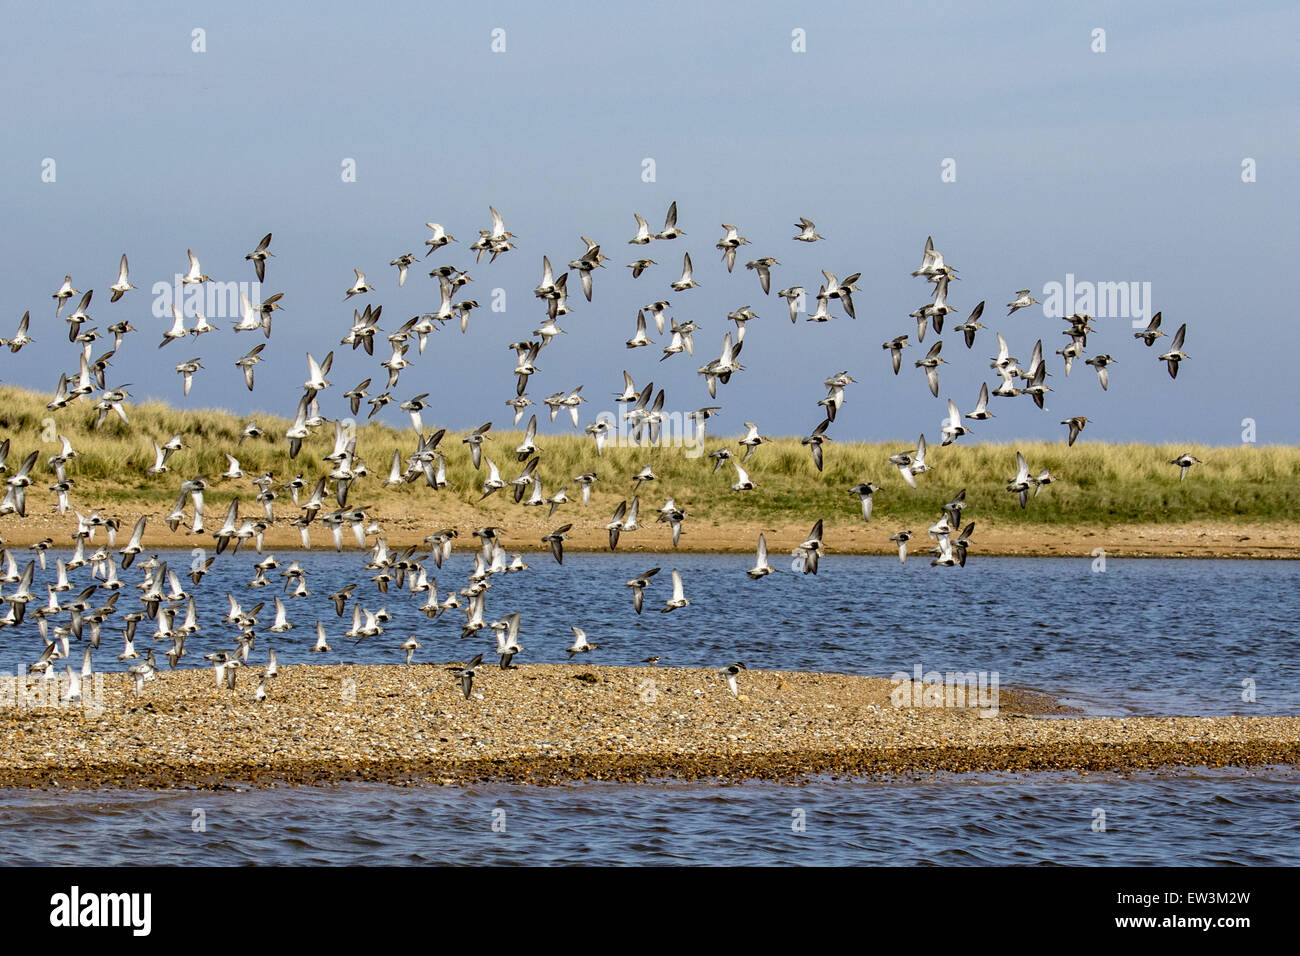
[1,385,1298,536]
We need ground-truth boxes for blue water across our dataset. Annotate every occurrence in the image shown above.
[8,550,1297,716]
[1,768,1296,866]
[3,549,1297,865]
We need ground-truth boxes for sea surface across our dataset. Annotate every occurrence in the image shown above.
[6,550,1295,716]
[2,551,1297,865]
[0,768,1296,866]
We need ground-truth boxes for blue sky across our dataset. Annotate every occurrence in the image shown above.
[1,0,1296,444]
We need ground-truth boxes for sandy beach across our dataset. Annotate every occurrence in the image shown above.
[3,509,1297,560]
[2,664,1296,789]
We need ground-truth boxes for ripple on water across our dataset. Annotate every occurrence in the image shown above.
[12,769,1296,866]
[6,553,1295,716]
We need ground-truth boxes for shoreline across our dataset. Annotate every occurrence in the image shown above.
[3,664,1296,790]
[2,512,1297,559]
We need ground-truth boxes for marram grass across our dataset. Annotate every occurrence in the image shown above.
[1,385,1297,528]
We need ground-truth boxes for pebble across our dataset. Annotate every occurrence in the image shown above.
[0,663,1295,790]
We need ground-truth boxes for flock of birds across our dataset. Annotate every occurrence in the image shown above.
[4,202,1199,702]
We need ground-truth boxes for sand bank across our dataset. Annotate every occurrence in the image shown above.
[2,664,1296,789]
[2,510,1297,559]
